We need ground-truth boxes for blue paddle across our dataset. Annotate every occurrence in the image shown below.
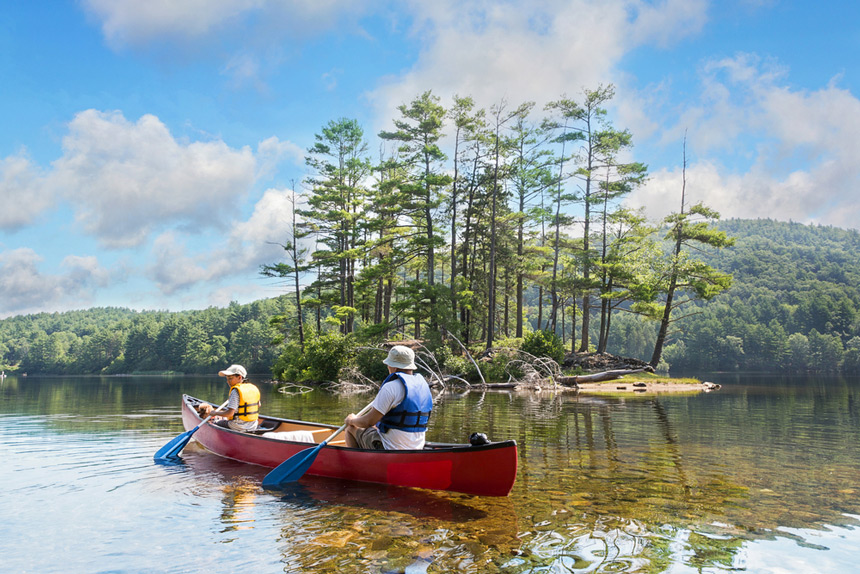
[262,403,372,489]
[153,399,229,462]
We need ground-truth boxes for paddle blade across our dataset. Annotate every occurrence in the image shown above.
[153,428,197,462]
[261,443,324,488]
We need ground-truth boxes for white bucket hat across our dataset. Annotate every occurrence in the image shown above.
[218,364,247,378]
[383,345,417,370]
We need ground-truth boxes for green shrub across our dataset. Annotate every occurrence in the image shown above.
[272,332,355,383]
[444,354,472,377]
[482,349,524,383]
[520,330,565,364]
[355,347,390,381]
[271,342,304,382]
[427,343,453,371]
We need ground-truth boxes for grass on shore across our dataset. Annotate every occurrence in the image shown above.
[614,372,702,385]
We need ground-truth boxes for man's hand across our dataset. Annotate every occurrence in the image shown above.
[344,408,384,430]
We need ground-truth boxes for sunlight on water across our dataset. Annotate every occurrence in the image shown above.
[2,374,860,573]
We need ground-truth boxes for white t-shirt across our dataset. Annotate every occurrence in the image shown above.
[371,378,426,450]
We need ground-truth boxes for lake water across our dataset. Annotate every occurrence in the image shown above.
[2,373,859,573]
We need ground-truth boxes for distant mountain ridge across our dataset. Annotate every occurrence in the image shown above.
[638,218,860,371]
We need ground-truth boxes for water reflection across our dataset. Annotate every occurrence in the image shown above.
[183,446,492,523]
[218,481,260,533]
[4,375,860,573]
[180,443,523,572]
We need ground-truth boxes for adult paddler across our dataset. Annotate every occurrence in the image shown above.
[344,345,432,450]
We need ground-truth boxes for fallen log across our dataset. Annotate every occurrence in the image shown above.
[556,367,653,386]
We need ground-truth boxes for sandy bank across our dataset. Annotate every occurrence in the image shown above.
[574,380,721,395]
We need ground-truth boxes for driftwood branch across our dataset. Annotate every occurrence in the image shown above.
[557,367,654,386]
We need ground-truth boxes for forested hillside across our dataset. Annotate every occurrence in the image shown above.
[608,218,860,372]
[0,298,293,375]
[2,219,859,375]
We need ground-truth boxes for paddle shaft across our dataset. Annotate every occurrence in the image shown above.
[261,402,374,488]
[323,403,375,446]
[195,398,231,429]
[153,397,231,461]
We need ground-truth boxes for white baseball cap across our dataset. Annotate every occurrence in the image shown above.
[218,364,247,378]
[383,345,416,370]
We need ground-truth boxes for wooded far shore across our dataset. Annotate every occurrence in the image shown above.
[1,218,859,378]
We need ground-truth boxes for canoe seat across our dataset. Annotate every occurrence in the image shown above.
[262,430,316,443]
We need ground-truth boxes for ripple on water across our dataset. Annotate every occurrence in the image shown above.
[4,376,860,573]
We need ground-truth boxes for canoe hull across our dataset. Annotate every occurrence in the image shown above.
[180,395,517,496]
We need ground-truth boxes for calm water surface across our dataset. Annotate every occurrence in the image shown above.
[2,373,859,573]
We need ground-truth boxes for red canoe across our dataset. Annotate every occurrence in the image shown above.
[180,394,518,496]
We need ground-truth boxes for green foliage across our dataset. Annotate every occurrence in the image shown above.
[428,343,454,371]
[521,330,565,363]
[640,219,860,372]
[354,347,390,381]
[0,297,295,375]
[481,349,525,383]
[272,331,355,383]
[443,354,473,377]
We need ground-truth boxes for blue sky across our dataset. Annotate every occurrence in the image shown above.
[1,0,859,318]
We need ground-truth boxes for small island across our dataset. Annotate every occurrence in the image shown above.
[550,353,720,395]
[570,373,720,395]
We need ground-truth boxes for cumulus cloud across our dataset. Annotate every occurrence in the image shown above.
[51,109,257,248]
[628,54,860,228]
[144,187,299,295]
[367,0,709,125]
[0,249,110,317]
[83,0,267,47]
[256,137,304,180]
[147,231,214,295]
[0,152,55,230]
[82,0,369,47]
[229,187,298,255]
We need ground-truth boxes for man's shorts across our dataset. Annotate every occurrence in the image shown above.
[353,426,385,450]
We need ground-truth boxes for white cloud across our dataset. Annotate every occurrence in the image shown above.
[627,0,708,49]
[0,152,55,230]
[83,0,369,47]
[367,0,709,125]
[83,0,267,47]
[256,137,304,180]
[51,109,257,248]
[147,231,213,295]
[143,187,298,295]
[230,187,297,254]
[629,54,860,229]
[0,249,111,317]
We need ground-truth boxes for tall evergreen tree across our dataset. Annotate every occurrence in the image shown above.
[300,118,371,334]
[542,97,581,334]
[379,91,451,336]
[507,104,554,337]
[646,139,734,367]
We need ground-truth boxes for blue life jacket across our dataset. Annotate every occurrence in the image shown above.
[377,372,433,433]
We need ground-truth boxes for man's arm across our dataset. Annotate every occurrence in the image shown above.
[345,408,384,429]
